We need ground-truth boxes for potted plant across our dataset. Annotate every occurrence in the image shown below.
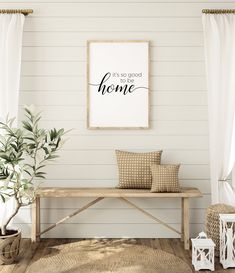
[0,106,65,264]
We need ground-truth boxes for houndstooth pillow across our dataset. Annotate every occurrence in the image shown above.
[150,164,180,193]
[116,150,162,189]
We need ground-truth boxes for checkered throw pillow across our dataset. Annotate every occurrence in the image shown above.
[150,164,180,192]
[116,150,162,189]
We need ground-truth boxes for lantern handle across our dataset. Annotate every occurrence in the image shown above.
[197,231,207,239]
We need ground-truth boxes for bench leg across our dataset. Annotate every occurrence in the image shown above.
[31,196,40,243]
[181,198,184,242]
[182,197,189,250]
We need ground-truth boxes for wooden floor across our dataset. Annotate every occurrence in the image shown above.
[1,238,235,273]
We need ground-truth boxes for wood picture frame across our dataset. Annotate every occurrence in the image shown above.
[87,40,150,129]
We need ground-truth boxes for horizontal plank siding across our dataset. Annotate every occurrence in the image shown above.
[21,47,204,62]
[22,18,203,32]
[14,208,205,224]
[19,106,208,121]
[22,32,204,47]
[19,91,208,106]
[20,61,205,76]
[42,150,210,164]
[1,0,230,238]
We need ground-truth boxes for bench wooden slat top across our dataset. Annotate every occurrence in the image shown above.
[36,187,202,198]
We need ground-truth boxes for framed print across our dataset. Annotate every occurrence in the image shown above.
[87,40,149,129]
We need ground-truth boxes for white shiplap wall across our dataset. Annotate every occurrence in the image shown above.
[1,0,235,238]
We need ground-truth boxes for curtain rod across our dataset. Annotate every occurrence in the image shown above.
[202,9,235,14]
[0,9,33,16]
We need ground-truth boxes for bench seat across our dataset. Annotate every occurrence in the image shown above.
[37,187,202,198]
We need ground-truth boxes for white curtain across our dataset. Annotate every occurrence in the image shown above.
[0,14,25,228]
[202,13,235,205]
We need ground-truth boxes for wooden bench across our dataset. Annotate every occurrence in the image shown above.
[31,187,202,249]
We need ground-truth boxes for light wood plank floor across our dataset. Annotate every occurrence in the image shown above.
[1,239,235,273]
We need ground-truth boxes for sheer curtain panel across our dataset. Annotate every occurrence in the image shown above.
[202,13,235,205]
[0,14,25,229]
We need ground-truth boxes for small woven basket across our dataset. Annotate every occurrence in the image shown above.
[205,203,235,257]
[0,230,21,264]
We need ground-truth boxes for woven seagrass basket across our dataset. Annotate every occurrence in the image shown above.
[0,229,21,264]
[206,203,235,257]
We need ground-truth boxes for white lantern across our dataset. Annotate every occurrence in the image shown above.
[191,231,215,271]
[219,214,235,269]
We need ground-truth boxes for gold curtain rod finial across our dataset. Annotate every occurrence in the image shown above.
[202,9,235,14]
[0,9,33,16]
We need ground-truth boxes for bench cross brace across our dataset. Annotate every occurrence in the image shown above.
[36,197,104,238]
[32,196,189,249]
[119,197,181,235]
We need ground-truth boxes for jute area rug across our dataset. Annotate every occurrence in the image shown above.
[26,239,192,273]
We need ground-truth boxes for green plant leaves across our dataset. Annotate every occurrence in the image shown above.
[0,106,66,211]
